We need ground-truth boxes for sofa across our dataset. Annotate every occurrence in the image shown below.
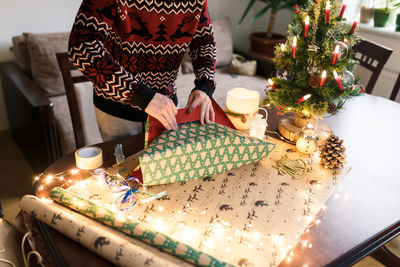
[0,18,274,172]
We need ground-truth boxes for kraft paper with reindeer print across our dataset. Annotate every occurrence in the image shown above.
[41,138,349,267]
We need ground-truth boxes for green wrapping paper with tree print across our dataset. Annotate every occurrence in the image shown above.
[140,122,275,185]
[49,187,231,267]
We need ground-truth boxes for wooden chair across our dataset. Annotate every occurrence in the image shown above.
[56,52,89,149]
[352,40,393,94]
[389,73,400,101]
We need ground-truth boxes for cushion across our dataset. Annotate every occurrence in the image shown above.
[49,94,75,156]
[214,17,233,67]
[23,32,69,96]
[181,17,233,73]
[73,81,103,145]
[11,35,32,76]
[49,82,103,156]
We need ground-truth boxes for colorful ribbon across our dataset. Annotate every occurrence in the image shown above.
[104,173,166,211]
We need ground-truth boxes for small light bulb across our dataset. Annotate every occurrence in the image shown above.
[253,231,260,241]
[46,176,53,184]
[116,213,124,221]
[214,228,224,238]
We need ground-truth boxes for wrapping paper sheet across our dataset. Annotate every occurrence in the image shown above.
[145,100,235,146]
[58,138,349,267]
[19,195,193,267]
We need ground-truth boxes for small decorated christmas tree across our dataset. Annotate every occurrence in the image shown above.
[264,0,363,119]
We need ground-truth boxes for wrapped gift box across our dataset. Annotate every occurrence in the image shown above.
[140,122,275,185]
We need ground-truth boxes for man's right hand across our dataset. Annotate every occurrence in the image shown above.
[145,93,178,130]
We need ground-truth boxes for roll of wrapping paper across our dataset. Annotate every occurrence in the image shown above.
[49,187,231,267]
[19,195,193,267]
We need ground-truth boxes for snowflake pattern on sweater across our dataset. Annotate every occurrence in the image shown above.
[69,0,216,121]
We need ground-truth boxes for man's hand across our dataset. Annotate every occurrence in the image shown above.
[145,93,178,130]
[186,90,215,125]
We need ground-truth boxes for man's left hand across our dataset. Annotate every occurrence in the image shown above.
[186,90,215,125]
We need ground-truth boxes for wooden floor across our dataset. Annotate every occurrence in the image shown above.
[0,130,398,266]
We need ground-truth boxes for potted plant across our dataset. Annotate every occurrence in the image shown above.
[373,0,397,27]
[239,0,307,58]
[395,3,400,31]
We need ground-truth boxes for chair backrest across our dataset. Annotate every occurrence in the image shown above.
[352,40,393,94]
[56,52,89,149]
[390,73,400,101]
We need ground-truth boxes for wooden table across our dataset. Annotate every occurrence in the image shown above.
[33,94,400,266]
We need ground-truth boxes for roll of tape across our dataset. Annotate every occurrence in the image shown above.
[75,146,103,170]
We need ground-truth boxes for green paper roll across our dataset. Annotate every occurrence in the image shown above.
[49,187,231,267]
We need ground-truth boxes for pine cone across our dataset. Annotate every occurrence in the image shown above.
[309,75,321,88]
[327,103,337,114]
[319,134,346,169]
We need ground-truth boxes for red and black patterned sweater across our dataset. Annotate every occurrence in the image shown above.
[69,0,216,121]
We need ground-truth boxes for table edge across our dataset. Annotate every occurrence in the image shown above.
[326,219,400,266]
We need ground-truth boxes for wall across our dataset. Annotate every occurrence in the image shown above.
[0,0,82,131]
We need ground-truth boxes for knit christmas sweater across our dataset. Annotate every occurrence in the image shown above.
[69,0,216,121]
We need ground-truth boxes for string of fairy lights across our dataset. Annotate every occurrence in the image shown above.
[33,156,344,266]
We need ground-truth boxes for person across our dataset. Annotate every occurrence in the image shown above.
[68,0,216,141]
